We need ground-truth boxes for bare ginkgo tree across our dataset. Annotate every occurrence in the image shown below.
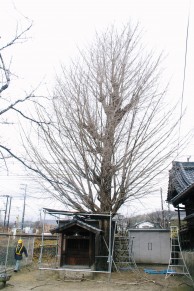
[23,23,181,215]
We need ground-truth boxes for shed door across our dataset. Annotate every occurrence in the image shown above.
[62,238,90,265]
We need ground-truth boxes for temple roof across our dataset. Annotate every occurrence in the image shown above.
[167,161,194,206]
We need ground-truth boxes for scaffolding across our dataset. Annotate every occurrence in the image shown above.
[165,226,194,285]
[39,208,115,278]
[114,234,138,272]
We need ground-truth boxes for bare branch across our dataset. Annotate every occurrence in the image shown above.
[22,23,188,214]
[0,52,10,94]
[0,23,32,94]
[0,24,32,51]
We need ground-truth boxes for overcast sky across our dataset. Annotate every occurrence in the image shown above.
[0,0,194,223]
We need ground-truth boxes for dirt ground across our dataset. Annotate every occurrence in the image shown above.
[2,265,194,291]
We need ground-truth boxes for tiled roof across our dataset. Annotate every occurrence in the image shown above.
[50,218,102,234]
[167,161,194,205]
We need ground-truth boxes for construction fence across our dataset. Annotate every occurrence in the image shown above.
[0,233,57,274]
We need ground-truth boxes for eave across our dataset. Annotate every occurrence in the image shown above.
[50,219,103,234]
[170,183,194,207]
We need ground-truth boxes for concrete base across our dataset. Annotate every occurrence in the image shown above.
[37,268,94,281]
[59,270,94,280]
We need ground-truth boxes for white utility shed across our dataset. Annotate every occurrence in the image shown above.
[128,229,171,264]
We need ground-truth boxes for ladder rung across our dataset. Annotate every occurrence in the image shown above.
[168,265,187,267]
[116,262,133,264]
[170,258,181,260]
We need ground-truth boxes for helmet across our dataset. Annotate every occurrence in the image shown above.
[18,239,23,244]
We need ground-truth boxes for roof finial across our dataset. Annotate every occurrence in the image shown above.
[187,155,191,162]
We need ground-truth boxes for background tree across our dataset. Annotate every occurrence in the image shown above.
[23,23,181,215]
[0,21,47,173]
[125,210,176,229]
[147,210,174,228]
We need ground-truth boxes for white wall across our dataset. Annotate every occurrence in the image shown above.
[128,229,170,264]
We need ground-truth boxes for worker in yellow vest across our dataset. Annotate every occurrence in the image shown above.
[14,239,28,272]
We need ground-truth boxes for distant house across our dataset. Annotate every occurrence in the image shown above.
[167,161,194,249]
[134,221,155,229]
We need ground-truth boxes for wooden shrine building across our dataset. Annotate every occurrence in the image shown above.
[44,209,114,271]
[167,161,194,249]
[51,217,102,267]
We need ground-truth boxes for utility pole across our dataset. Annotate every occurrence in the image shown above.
[160,188,165,228]
[0,195,14,231]
[39,209,42,223]
[3,195,8,230]
[1,195,9,232]
[0,209,5,230]
[21,184,27,231]
[7,196,12,230]
[168,202,171,228]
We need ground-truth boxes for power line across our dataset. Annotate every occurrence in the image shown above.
[177,2,190,155]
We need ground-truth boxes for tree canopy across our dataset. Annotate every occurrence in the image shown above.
[23,23,180,214]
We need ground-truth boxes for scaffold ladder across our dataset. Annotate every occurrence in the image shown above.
[114,234,138,272]
[165,226,193,285]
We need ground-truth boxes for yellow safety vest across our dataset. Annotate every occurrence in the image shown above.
[15,244,23,255]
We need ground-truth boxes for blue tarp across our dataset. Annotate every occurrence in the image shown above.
[144,269,176,274]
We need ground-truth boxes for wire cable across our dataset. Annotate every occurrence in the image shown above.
[177,2,190,156]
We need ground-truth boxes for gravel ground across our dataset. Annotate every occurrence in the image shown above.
[2,264,194,291]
